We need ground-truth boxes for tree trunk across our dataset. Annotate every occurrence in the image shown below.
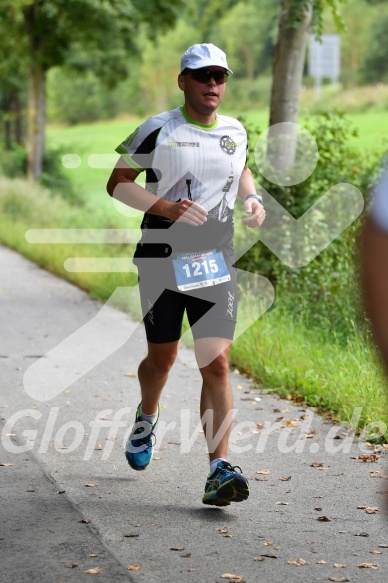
[269,0,313,169]
[27,60,45,180]
[15,93,24,146]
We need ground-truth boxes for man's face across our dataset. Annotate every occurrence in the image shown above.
[178,67,228,118]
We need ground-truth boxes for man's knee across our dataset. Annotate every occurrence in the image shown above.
[146,344,178,375]
[201,352,230,378]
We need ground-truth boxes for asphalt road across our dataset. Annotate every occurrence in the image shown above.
[1,244,387,583]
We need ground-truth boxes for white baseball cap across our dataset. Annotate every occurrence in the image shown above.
[180,43,233,74]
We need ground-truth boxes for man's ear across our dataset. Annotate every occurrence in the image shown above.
[177,74,185,92]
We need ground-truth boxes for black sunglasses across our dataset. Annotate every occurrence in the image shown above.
[185,68,229,85]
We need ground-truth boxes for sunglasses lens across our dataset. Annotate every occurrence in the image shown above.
[190,69,228,84]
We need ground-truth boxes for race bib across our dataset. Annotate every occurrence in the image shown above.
[172,249,230,291]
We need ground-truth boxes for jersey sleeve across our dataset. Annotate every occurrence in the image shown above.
[115,117,162,172]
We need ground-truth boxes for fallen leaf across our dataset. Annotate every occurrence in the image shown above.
[127,565,141,571]
[85,483,98,487]
[354,532,369,537]
[365,507,379,514]
[180,552,191,557]
[276,501,289,505]
[57,490,65,494]
[79,519,92,524]
[280,476,291,481]
[315,507,323,511]
[317,516,331,522]
[288,558,308,566]
[67,563,78,568]
[257,470,270,475]
[334,563,347,568]
[328,577,351,582]
[153,456,161,460]
[358,562,379,569]
[224,534,233,538]
[89,554,98,557]
[125,373,137,377]
[317,560,326,564]
[256,554,277,559]
[123,533,139,538]
[84,567,103,574]
[256,422,265,429]
[255,477,268,481]
[264,542,273,546]
[254,556,265,562]
[285,419,300,427]
[220,573,244,582]
[168,441,181,445]
[26,488,35,492]
[215,526,228,533]
[170,547,185,551]
[378,543,388,548]
[370,550,382,554]
[310,461,325,468]
[357,454,380,462]
[0,463,13,467]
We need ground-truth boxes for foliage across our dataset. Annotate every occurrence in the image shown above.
[235,111,383,340]
[360,11,388,83]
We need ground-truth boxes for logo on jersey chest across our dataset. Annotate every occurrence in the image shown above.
[220,135,237,156]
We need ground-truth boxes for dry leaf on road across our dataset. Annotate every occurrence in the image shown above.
[220,573,244,582]
[84,567,103,574]
[358,562,379,569]
[127,565,141,571]
[317,516,331,522]
[288,558,308,566]
[257,470,270,475]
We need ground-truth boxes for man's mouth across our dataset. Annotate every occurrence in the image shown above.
[204,92,218,97]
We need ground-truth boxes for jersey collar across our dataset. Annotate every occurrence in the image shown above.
[180,105,219,130]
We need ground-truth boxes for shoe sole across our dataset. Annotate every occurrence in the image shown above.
[202,476,249,507]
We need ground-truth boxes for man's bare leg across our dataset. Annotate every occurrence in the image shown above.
[138,341,179,414]
[194,337,233,460]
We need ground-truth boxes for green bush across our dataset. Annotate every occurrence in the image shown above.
[235,111,383,340]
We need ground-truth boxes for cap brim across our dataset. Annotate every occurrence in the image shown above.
[181,60,233,74]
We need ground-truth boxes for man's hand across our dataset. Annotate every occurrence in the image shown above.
[242,198,266,227]
[166,200,208,226]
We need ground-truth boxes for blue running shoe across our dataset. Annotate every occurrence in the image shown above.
[202,461,249,506]
[125,403,160,471]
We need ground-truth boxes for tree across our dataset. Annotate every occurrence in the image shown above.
[0,0,182,180]
[269,0,344,168]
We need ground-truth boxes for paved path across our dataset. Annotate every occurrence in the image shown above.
[0,244,387,583]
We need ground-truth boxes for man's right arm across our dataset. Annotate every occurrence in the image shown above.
[106,157,208,226]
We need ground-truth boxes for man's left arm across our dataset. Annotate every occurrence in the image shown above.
[237,167,266,227]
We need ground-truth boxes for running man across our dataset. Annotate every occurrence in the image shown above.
[107,43,265,506]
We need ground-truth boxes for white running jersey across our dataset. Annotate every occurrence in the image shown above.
[116,105,247,222]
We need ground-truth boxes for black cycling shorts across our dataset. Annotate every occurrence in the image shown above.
[135,247,238,343]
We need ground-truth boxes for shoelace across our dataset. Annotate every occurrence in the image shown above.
[132,425,156,450]
[218,462,242,474]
